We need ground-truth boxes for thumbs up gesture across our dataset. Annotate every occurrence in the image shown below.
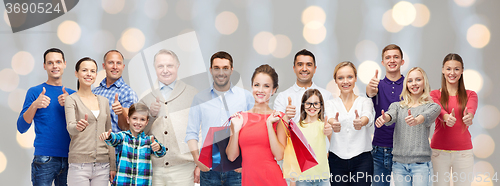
[99,129,113,141]
[285,97,296,120]
[151,137,161,152]
[58,86,69,106]
[462,108,473,126]
[367,70,380,97]
[112,93,123,115]
[34,87,51,109]
[405,109,418,126]
[375,110,389,128]
[329,112,341,132]
[353,110,362,130]
[150,97,162,117]
[323,116,333,136]
[77,114,89,132]
[445,108,456,127]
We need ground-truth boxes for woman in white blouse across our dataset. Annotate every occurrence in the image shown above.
[325,61,374,186]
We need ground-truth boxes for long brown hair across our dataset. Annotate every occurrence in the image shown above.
[299,89,324,127]
[440,53,468,115]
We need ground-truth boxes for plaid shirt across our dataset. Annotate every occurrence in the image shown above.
[93,77,138,132]
[105,131,166,186]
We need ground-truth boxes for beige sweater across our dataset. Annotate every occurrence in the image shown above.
[65,93,116,171]
[140,80,199,168]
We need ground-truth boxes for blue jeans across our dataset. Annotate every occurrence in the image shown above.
[296,179,330,186]
[371,146,393,186]
[329,151,373,186]
[392,161,433,186]
[200,170,241,186]
[31,155,68,186]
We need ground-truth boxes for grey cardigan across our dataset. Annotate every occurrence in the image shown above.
[65,93,116,171]
[385,101,440,164]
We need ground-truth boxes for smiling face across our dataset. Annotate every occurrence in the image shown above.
[155,53,179,85]
[406,70,425,96]
[210,58,233,90]
[252,73,276,104]
[335,66,357,94]
[293,55,316,86]
[304,95,321,118]
[44,52,66,80]
[128,111,149,136]
[103,51,124,82]
[442,60,463,85]
[75,61,97,88]
[381,49,405,74]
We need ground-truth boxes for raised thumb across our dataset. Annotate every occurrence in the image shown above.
[288,97,292,106]
[84,114,88,121]
[374,69,379,79]
[62,86,67,94]
[40,87,46,95]
[450,108,455,117]
[114,93,119,103]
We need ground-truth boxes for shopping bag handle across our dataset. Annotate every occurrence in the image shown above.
[277,115,291,137]
[222,111,243,128]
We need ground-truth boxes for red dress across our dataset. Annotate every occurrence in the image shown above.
[238,112,287,186]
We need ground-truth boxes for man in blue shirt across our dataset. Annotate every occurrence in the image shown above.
[17,48,76,186]
[366,44,405,186]
[186,51,254,185]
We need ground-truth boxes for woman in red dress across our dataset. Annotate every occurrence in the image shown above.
[226,64,288,186]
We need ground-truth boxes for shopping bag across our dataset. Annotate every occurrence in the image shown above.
[279,116,318,173]
[199,126,227,168]
[212,127,242,172]
[283,130,302,178]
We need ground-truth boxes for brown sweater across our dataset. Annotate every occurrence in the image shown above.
[65,93,116,171]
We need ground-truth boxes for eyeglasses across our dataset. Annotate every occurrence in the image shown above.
[304,102,322,109]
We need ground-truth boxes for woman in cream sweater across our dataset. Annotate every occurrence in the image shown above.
[65,57,116,185]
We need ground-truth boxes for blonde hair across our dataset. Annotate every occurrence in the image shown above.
[333,61,357,79]
[399,67,432,108]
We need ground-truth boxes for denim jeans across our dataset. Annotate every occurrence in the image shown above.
[392,161,433,186]
[200,170,241,186]
[329,151,373,186]
[371,146,393,186]
[31,155,68,186]
[296,179,330,186]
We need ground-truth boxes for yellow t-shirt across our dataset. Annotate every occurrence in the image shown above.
[297,119,330,180]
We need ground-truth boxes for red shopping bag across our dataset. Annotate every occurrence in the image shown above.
[279,116,318,172]
[199,126,227,168]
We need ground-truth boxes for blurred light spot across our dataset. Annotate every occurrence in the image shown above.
[115,38,134,60]
[302,6,326,25]
[355,40,378,62]
[93,70,106,88]
[303,21,327,44]
[176,0,194,20]
[57,21,81,45]
[8,89,26,112]
[392,1,416,26]
[215,11,239,35]
[472,134,494,159]
[0,151,6,173]
[474,161,495,177]
[253,31,277,55]
[401,51,410,72]
[11,51,34,75]
[0,68,19,92]
[358,61,382,85]
[463,69,483,92]
[144,0,168,20]
[271,35,292,58]
[454,0,476,7]
[382,10,404,33]
[411,4,430,27]
[102,0,125,14]
[326,80,340,98]
[121,28,145,53]
[3,11,10,27]
[17,127,34,149]
[467,24,491,48]
[477,105,500,129]
[92,30,116,55]
[471,174,493,186]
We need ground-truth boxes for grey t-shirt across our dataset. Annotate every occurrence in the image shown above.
[385,101,440,164]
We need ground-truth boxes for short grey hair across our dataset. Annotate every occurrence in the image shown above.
[153,49,180,66]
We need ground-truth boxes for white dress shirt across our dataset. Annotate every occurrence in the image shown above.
[325,96,374,159]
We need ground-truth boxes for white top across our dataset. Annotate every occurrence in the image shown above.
[91,110,100,118]
[324,96,374,159]
[273,82,333,124]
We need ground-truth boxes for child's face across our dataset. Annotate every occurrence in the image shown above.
[304,95,321,118]
[128,112,148,135]
[406,70,425,96]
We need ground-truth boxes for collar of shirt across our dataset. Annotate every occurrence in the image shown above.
[124,130,147,139]
[99,77,125,88]
[292,82,319,92]
[210,83,235,98]
[382,75,405,85]
[159,80,176,91]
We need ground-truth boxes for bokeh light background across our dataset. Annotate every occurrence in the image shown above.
[1,0,499,185]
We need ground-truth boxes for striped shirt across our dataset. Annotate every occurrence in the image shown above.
[105,131,166,186]
[93,77,138,132]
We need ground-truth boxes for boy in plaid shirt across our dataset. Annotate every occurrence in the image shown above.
[100,103,166,186]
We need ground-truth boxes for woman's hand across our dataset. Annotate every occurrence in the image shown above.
[230,112,244,132]
[266,110,281,127]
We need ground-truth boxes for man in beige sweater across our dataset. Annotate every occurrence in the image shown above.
[139,49,198,186]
